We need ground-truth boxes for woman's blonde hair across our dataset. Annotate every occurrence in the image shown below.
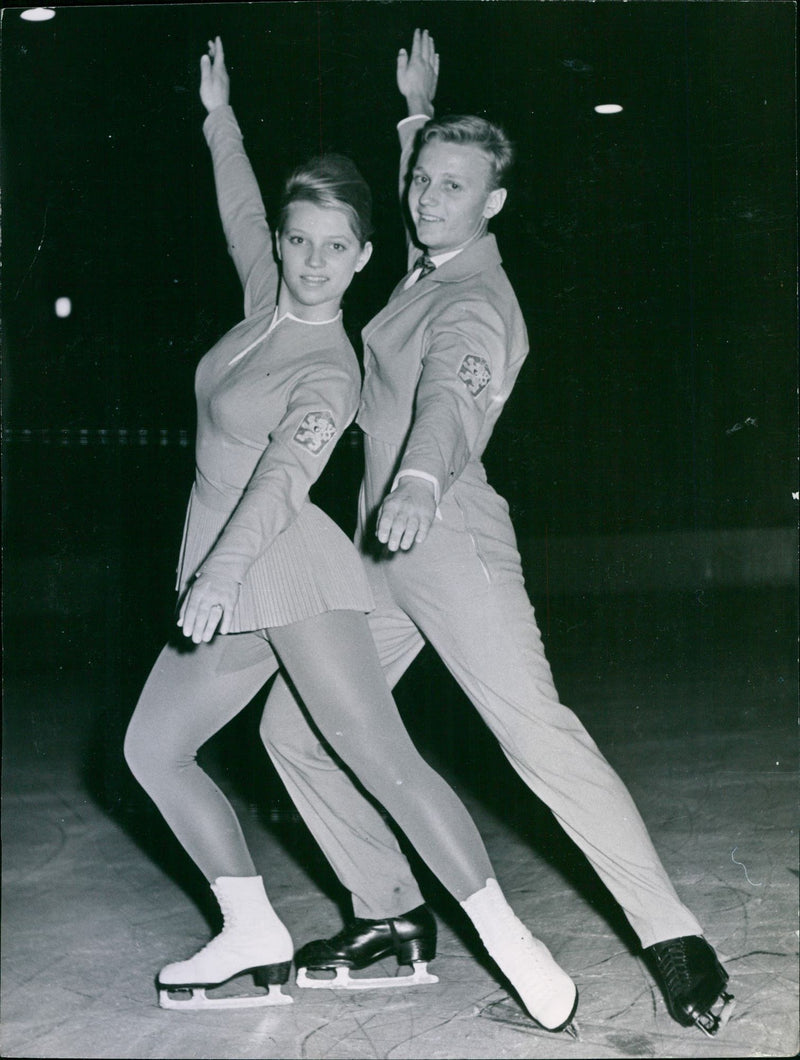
[278,154,373,245]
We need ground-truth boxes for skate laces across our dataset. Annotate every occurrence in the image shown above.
[653,938,691,995]
[488,919,560,981]
[181,897,237,962]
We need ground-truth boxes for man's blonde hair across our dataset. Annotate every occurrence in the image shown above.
[420,115,515,189]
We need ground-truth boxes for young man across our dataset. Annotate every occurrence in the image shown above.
[261,30,733,1036]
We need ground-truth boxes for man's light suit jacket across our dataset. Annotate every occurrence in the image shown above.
[357,119,530,513]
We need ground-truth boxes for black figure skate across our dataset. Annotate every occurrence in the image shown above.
[295,904,438,989]
[645,935,734,1036]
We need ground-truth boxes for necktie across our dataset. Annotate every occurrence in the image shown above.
[414,254,436,282]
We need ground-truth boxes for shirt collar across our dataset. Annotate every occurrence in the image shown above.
[405,247,465,290]
[427,247,464,268]
[269,306,342,333]
[415,228,487,275]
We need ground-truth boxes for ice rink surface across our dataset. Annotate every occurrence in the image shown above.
[2,589,796,1059]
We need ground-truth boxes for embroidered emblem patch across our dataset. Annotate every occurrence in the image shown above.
[293,411,337,455]
[458,354,492,397]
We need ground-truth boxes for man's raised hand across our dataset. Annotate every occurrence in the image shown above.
[200,36,230,114]
[397,28,439,117]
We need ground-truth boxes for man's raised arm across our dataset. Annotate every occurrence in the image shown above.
[396,29,439,262]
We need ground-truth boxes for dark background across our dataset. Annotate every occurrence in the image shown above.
[3,0,796,522]
[1,2,797,829]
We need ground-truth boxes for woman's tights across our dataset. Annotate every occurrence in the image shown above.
[124,610,494,900]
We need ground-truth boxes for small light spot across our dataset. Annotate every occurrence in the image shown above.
[20,7,55,21]
[54,296,72,318]
[595,103,623,115]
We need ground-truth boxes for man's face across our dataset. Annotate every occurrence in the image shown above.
[408,140,505,254]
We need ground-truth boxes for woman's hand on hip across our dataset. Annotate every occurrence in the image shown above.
[200,36,230,113]
[178,572,240,643]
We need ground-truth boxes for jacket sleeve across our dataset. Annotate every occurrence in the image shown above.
[196,362,359,585]
[203,104,279,317]
[397,296,508,500]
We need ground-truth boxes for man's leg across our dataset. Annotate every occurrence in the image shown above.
[385,506,704,949]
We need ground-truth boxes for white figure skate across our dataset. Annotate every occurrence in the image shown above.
[461,879,579,1034]
[158,875,293,1010]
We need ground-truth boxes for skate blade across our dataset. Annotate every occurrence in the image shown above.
[159,984,292,1010]
[562,1020,580,1040]
[694,992,735,1036]
[296,962,438,991]
[481,996,581,1039]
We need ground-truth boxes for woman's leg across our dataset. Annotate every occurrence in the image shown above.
[266,609,493,901]
[125,633,293,1006]
[266,609,577,1029]
[259,600,427,920]
[124,632,277,881]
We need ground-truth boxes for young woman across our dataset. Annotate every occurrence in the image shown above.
[125,37,577,1030]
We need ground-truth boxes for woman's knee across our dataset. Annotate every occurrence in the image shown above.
[123,705,192,788]
[123,713,154,784]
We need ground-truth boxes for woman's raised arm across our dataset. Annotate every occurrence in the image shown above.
[200,37,279,316]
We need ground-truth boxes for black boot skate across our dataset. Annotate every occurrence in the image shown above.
[295,904,438,989]
[645,935,734,1035]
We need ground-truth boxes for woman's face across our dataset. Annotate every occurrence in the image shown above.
[277,201,372,321]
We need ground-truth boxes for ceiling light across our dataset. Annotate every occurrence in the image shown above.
[20,7,56,21]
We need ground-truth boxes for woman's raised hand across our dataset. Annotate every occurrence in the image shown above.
[200,36,230,113]
[397,28,439,117]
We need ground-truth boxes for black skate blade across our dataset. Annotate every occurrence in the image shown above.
[480,996,581,1039]
[694,992,735,1036]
